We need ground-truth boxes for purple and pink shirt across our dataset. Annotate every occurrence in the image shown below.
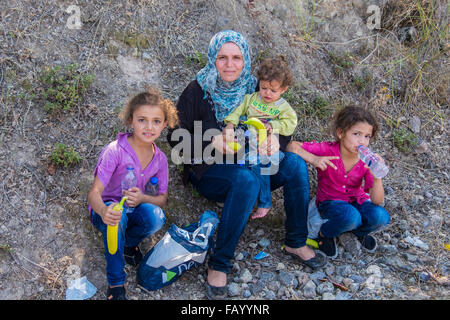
[301,141,374,205]
[88,132,169,214]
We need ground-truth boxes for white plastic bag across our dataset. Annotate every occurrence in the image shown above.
[307,197,328,239]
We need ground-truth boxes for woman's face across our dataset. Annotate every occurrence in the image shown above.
[215,42,244,82]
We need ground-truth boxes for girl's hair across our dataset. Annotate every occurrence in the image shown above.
[119,86,178,128]
[256,55,293,88]
[330,105,379,141]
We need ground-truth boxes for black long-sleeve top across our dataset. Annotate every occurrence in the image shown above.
[167,80,291,184]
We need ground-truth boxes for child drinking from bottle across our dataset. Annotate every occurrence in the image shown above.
[287,106,390,259]
[223,55,297,219]
[87,87,178,299]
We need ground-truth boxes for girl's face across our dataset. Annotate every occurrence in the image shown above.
[215,42,244,83]
[259,80,288,104]
[130,105,167,145]
[337,121,373,155]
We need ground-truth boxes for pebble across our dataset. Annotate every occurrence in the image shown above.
[249,280,264,295]
[322,292,336,300]
[404,236,429,250]
[380,244,398,255]
[303,280,317,298]
[228,282,241,297]
[278,270,298,288]
[316,282,334,295]
[258,238,271,248]
[239,268,253,283]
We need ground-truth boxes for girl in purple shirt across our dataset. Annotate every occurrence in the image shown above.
[288,106,390,259]
[87,87,178,300]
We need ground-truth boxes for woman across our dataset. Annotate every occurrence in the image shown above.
[168,30,326,299]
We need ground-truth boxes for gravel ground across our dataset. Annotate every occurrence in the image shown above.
[0,0,448,300]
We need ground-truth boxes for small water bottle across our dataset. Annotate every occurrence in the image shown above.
[121,164,137,213]
[357,145,389,178]
[146,177,159,196]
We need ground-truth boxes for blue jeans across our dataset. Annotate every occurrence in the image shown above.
[317,200,390,238]
[190,152,310,274]
[91,202,165,286]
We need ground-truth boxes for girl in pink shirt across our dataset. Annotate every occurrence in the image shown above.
[288,106,390,259]
[87,87,178,299]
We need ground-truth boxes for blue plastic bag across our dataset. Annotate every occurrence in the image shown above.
[137,210,219,291]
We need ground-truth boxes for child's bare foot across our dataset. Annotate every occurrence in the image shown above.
[251,207,270,219]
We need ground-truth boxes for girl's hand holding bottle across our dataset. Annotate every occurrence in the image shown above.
[123,187,144,208]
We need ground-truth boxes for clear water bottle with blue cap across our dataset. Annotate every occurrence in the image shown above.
[357,145,389,178]
[146,177,159,196]
[121,163,137,213]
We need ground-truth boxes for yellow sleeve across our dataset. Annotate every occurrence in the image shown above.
[224,94,251,126]
[269,102,298,136]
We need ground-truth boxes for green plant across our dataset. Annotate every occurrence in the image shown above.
[38,64,94,114]
[50,143,82,168]
[352,71,372,91]
[329,51,354,75]
[185,50,207,68]
[392,127,418,153]
[294,0,317,41]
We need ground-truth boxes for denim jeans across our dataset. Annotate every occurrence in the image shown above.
[247,151,285,209]
[91,202,165,286]
[190,152,310,274]
[317,200,390,238]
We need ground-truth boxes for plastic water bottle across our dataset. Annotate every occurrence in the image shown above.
[121,164,137,213]
[357,145,389,178]
[146,177,159,196]
[193,211,220,249]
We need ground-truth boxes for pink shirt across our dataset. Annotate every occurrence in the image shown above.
[301,141,373,205]
[89,132,169,213]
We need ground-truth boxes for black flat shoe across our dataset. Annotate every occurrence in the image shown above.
[124,245,143,267]
[283,247,327,269]
[106,286,127,300]
[205,278,227,300]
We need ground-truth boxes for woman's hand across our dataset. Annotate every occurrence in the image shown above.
[101,203,122,226]
[258,133,280,156]
[212,134,235,154]
[312,155,340,171]
[123,187,144,208]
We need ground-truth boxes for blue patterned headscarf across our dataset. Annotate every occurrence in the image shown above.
[196,30,257,122]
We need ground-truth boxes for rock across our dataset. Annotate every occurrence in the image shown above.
[276,263,285,271]
[336,291,352,300]
[239,268,253,283]
[415,141,429,154]
[264,290,276,300]
[316,282,334,295]
[235,252,244,261]
[410,116,421,133]
[228,282,241,297]
[366,265,382,275]
[310,271,327,285]
[278,270,298,288]
[404,236,429,250]
[249,280,264,295]
[418,272,431,282]
[380,244,398,255]
[336,265,353,277]
[339,233,361,255]
[258,238,270,248]
[243,289,252,298]
[303,280,317,298]
[260,272,275,283]
[322,292,336,300]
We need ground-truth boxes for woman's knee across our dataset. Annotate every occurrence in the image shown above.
[231,167,261,195]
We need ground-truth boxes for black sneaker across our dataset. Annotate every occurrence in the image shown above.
[124,245,143,267]
[106,286,127,300]
[357,235,377,253]
[317,234,338,259]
